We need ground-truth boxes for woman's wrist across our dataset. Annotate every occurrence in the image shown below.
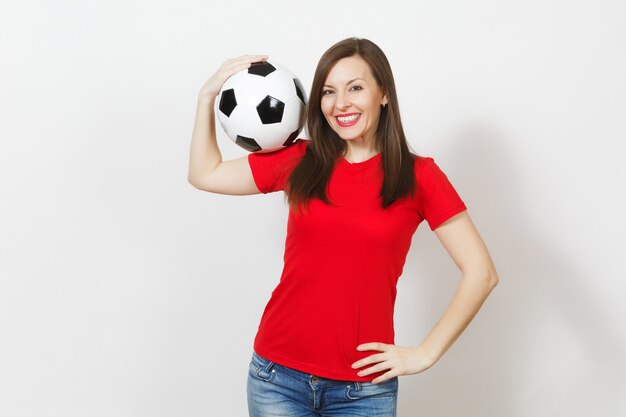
[415,344,441,366]
[198,93,217,104]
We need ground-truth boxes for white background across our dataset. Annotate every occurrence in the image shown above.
[1,1,625,416]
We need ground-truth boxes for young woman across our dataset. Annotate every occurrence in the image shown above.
[188,37,499,417]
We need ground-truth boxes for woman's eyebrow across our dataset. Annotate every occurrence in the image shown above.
[323,78,365,88]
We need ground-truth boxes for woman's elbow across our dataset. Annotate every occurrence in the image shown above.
[488,270,500,289]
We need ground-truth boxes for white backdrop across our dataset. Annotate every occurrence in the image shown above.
[1,1,625,416]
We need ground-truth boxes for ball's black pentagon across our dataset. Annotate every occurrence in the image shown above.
[235,135,262,152]
[257,95,284,124]
[283,129,300,147]
[293,78,306,104]
[248,61,276,77]
[218,89,237,117]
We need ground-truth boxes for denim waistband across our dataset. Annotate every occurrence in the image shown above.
[250,349,398,388]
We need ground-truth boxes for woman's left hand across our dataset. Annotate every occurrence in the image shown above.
[351,342,438,384]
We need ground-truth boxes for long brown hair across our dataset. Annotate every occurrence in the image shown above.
[285,37,418,214]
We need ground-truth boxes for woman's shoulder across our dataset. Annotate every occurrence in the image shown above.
[250,138,308,159]
[293,138,309,150]
[282,138,308,159]
[280,137,308,155]
[411,154,435,176]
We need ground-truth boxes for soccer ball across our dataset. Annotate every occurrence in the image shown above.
[215,60,307,153]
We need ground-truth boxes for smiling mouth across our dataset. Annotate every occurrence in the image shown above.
[336,113,361,126]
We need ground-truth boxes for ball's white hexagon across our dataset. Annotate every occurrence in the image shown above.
[224,123,237,142]
[227,105,262,140]
[235,73,272,108]
[281,96,306,133]
[254,123,292,148]
[269,61,296,79]
[263,68,298,103]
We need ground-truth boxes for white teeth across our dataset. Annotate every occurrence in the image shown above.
[337,114,360,123]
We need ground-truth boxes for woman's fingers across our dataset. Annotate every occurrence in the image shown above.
[224,54,269,67]
[217,55,269,82]
[199,55,269,100]
[222,55,269,72]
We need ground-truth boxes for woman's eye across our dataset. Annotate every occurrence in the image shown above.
[350,85,363,91]
[322,90,333,95]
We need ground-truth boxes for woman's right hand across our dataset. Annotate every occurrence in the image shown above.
[198,54,269,102]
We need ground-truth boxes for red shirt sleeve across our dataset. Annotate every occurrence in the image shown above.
[416,157,467,231]
[247,139,308,194]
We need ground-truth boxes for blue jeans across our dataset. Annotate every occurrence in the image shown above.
[247,350,398,417]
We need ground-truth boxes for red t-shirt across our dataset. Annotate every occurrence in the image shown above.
[247,138,467,381]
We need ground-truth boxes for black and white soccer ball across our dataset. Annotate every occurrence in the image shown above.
[215,60,307,153]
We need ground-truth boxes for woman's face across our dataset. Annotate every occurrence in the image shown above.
[320,56,387,148]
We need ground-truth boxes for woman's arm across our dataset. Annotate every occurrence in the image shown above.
[352,210,499,383]
[420,210,499,362]
[188,55,268,195]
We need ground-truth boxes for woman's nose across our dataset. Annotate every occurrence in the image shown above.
[335,92,350,110]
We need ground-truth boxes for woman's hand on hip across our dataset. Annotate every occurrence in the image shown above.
[351,342,438,384]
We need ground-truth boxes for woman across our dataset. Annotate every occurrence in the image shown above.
[188,37,499,417]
